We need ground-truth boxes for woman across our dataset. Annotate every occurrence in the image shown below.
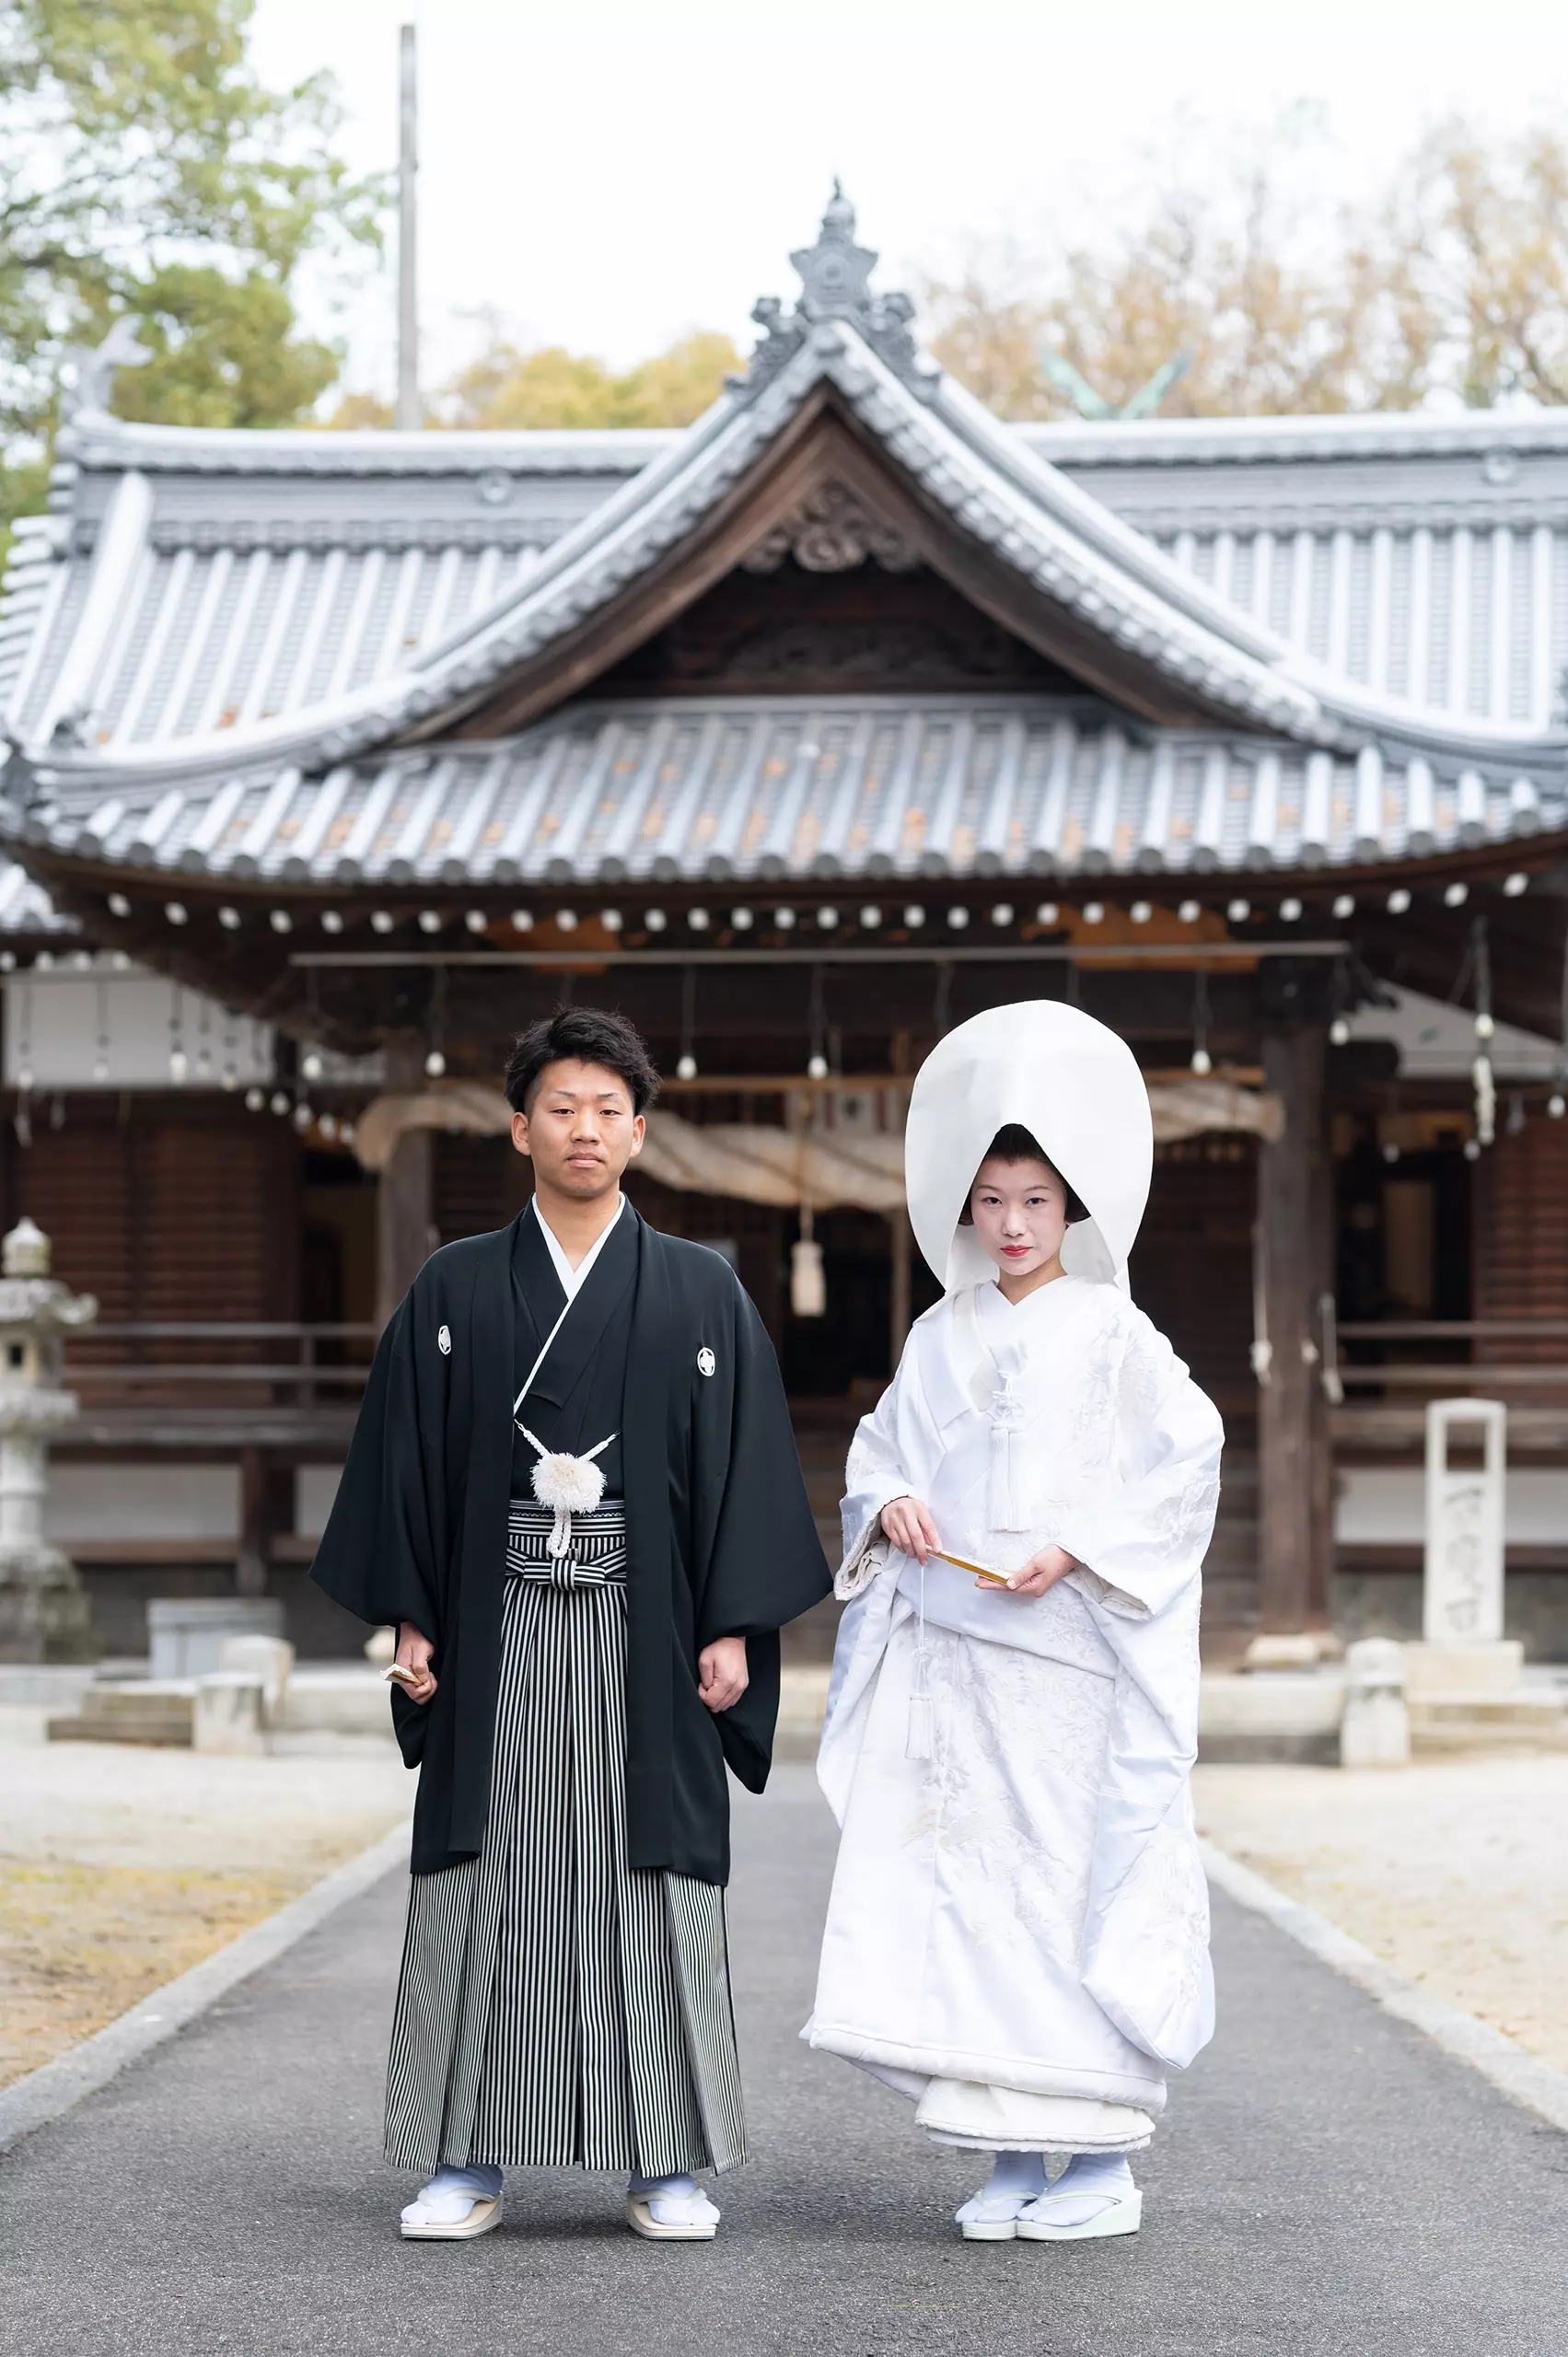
[806,1002,1224,2243]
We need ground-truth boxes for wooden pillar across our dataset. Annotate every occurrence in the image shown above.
[376,1039,436,1329]
[888,1202,912,1373]
[889,1035,913,1376]
[236,1446,269,1598]
[1256,1024,1334,1632]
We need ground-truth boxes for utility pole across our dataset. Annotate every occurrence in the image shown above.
[396,21,420,430]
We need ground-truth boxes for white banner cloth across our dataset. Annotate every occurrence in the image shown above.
[351,1080,1281,1205]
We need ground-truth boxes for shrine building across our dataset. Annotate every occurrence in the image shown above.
[5,192,1568,1659]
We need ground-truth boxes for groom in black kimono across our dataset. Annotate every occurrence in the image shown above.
[313,1006,830,2243]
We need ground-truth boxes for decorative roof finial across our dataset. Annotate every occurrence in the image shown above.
[733,187,939,406]
[790,183,878,322]
[60,315,151,420]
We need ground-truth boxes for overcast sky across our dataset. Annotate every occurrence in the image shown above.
[249,0,1563,401]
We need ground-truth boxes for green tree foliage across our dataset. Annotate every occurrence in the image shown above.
[436,330,741,431]
[0,0,379,519]
[925,118,1568,419]
[110,269,340,429]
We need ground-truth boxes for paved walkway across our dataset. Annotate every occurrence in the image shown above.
[2,1767,1565,2357]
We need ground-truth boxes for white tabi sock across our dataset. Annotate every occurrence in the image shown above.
[401,2163,503,2227]
[956,2148,1047,2227]
[628,2171,720,2226]
[1023,2151,1134,2229]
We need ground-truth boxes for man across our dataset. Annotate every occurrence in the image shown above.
[313,1006,830,2243]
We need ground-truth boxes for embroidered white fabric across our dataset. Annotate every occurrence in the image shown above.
[811,1272,1223,2125]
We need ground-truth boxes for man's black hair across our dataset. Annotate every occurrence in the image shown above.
[958,1123,1087,1224]
[504,1005,661,1117]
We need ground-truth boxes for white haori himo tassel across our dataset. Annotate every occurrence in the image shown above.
[517,1427,615,1556]
[988,1379,1028,1531]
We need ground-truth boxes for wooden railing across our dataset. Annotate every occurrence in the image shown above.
[1333,1319,1568,1392]
[62,1322,377,1445]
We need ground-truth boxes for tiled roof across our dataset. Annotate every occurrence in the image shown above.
[5,192,1568,958]
[10,405,1568,771]
[14,695,1562,891]
[10,538,544,750]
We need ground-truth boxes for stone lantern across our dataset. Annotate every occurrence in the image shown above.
[0,1215,98,1660]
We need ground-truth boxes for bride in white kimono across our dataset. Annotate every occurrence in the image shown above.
[806,1002,1223,2244]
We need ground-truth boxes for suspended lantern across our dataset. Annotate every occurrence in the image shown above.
[1189,972,1213,1076]
[92,978,110,1085]
[791,1207,827,1318]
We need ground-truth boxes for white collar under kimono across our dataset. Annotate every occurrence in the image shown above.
[530,1192,624,1301]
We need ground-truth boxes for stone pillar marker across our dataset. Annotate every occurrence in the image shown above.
[1407,1396,1522,1700]
[0,1215,99,1661]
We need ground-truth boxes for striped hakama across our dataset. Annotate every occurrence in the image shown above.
[385,1500,748,2178]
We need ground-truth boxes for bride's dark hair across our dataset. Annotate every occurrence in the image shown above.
[958,1124,1087,1224]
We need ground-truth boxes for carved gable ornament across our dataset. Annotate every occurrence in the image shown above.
[742,482,920,576]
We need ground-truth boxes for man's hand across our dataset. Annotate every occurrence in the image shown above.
[394,1622,437,1705]
[698,1635,749,1714]
[995,1544,1076,1599]
[880,1494,941,1563]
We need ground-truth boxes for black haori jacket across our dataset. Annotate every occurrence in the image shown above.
[310,1209,831,1880]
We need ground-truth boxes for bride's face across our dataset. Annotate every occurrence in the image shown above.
[968,1156,1069,1280]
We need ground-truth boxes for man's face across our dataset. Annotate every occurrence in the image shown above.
[512,1059,645,1199]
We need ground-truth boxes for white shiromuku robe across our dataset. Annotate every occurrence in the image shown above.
[806,1271,1224,2154]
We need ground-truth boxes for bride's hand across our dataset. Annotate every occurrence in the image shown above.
[880,1495,940,1563]
[1000,1544,1076,1598]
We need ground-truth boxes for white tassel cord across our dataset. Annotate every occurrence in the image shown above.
[517,1427,615,1556]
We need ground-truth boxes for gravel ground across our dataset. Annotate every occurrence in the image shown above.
[0,1707,411,2087]
[1193,1757,1568,2073]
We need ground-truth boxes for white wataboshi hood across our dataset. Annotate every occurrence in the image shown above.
[904,1001,1154,1295]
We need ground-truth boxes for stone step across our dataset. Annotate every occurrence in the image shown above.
[47,1679,195,1747]
[1410,1694,1568,1756]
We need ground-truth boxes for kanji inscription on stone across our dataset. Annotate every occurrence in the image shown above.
[1423,1398,1506,1647]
